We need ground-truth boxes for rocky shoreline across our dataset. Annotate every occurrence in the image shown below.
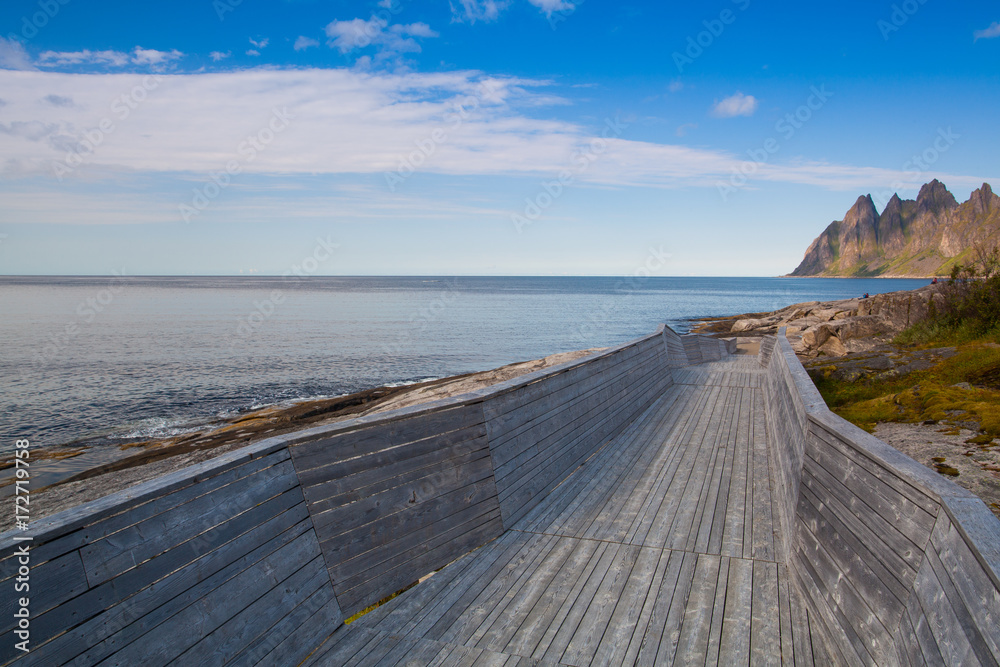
[692,283,943,357]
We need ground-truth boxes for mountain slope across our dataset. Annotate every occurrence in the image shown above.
[790,180,999,277]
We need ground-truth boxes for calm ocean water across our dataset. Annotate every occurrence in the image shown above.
[1,276,928,457]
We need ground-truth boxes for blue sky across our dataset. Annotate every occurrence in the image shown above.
[0,0,998,276]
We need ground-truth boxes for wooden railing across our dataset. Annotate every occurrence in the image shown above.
[0,326,686,665]
[762,329,1000,665]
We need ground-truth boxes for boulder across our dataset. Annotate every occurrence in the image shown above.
[855,285,944,331]
[731,318,763,333]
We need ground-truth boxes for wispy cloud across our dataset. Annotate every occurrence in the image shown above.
[294,36,320,51]
[450,0,510,24]
[0,37,35,71]
[711,91,758,118]
[0,68,992,199]
[450,0,577,23]
[37,46,182,69]
[132,47,183,66]
[325,17,438,59]
[974,21,1000,41]
[210,51,231,61]
[527,0,574,16]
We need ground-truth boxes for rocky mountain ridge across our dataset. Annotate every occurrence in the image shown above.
[790,180,999,277]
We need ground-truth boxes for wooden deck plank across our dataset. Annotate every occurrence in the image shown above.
[673,553,723,664]
[718,556,753,665]
[502,537,602,658]
[560,543,641,665]
[635,549,696,667]
[751,560,782,667]
[704,556,732,666]
[319,355,844,667]
[536,542,623,664]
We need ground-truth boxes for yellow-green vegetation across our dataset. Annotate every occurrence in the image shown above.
[813,343,1000,437]
[815,249,1000,436]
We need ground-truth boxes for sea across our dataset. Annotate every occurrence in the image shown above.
[1,276,928,462]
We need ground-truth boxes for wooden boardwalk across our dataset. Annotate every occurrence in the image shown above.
[307,357,833,666]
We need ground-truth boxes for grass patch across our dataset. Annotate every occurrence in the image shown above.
[813,340,1000,435]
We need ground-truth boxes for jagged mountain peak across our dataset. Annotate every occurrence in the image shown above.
[790,180,997,277]
[967,182,999,216]
[916,179,958,216]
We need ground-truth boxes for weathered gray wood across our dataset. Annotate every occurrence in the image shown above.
[489,355,665,483]
[503,538,603,659]
[173,555,330,665]
[310,453,496,537]
[560,543,640,665]
[101,529,321,666]
[483,338,661,425]
[795,516,889,665]
[291,403,487,476]
[806,426,940,529]
[674,553,722,663]
[475,536,581,654]
[750,560,781,667]
[0,448,292,572]
[327,494,500,584]
[0,550,87,628]
[227,584,340,667]
[718,557,753,664]
[0,441,290,558]
[297,424,490,507]
[927,510,1000,660]
[15,501,313,667]
[798,470,916,611]
[331,503,502,604]
[80,459,300,585]
[335,514,505,616]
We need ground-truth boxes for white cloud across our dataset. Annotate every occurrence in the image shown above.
[326,17,386,53]
[668,80,683,93]
[0,68,992,199]
[325,17,438,58]
[450,0,510,24]
[450,0,576,23]
[711,91,758,118]
[974,21,1000,41]
[210,51,231,61]
[294,36,320,51]
[38,49,131,67]
[37,46,182,69]
[249,37,270,49]
[131,47,183,66]
[527,0,574,17]
[246,49,260,56]
[0,37,35,71]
